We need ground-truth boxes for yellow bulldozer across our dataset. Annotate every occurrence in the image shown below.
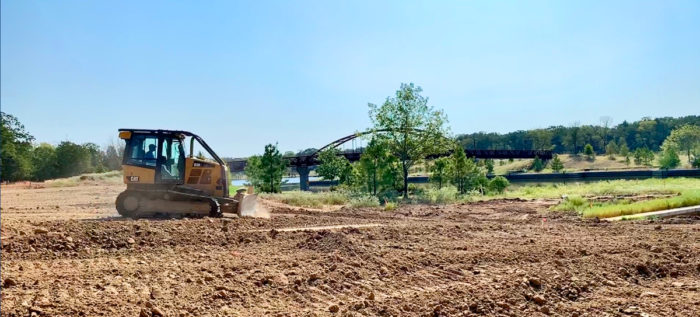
[115,129,260,218]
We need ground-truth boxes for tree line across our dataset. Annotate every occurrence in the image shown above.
[1,112,123,182]
[456,115,700,155]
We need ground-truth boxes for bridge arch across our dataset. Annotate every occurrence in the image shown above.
[312,128,430,156]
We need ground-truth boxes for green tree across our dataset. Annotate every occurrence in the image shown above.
[619,142,630,157]
[31,143,58,181]
[583,143,595,160]
[658,147,680,170]
[316,148,352,184]
[103,142,124,171]
[633,147,654,166]
[244,143,287,193]
[83,142,105,173]
[563,122,583,154]
[484,159,495,175]
[605,140,618,156]
[1,112,34,181]
[527,129,552,150]
[488,176,509,194]
[550,154,564,172]
[55,141,91,178]
[451,146,482,194]
[368,83,451,198]
[662,124,700,161]
[531,156,545,172]
[430,157,452,189]
[357,137,399,196]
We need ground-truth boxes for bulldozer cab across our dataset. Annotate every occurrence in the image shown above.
[121,130,187,184]
[118,129,229,197]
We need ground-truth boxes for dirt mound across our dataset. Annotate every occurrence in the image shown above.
[296,229,363,255]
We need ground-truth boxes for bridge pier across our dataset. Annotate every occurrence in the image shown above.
[297,166,310,191]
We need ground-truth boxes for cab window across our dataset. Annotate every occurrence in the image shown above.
[159,138,185,180]
[126,135,158,167]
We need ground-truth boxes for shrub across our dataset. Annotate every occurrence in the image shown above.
[263,191,348,208]
[420,186,458,204]
[659,148,680,170]
[531,156,545,172]
[551,195,588,213]
[488,176,509,194]
[349,195,381,208]
[583,144,595,161]
[383,202,397,211]
[550,154,564,172]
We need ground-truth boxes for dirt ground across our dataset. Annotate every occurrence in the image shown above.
[1,183,699,317]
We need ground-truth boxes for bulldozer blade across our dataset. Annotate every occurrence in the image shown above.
[238,194,269,218]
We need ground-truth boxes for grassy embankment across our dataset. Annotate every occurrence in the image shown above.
[493,153,696,175]
[43,170,123,187]
[536,178,700,218]
[262,178,700,219]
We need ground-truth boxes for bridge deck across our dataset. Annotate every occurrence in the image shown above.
[228,149,552,172]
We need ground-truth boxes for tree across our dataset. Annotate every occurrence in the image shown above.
[633,147,654,166]
[103,142,124,171]
[619,142,630,157]
[662,124,700,161]
[600,116,613,149]
[430,157,452,189]
[31,143,58,181]
[605,140,618,156]
[550,154,564,172]
[368,83,451,198]
[484,159,495,175]
[316,148,352,184]
[1,112,34,181]
[451,146,481,194]
[488,176,509,194]
[244,143,286,193]
[659,148,680,170]
[357,137,399,196]
[583,144,595,161]
[531,156,545,172]
[527,129,552,150]
[55,141,92,178]
[563,122,583,154]
[83,142,105,173]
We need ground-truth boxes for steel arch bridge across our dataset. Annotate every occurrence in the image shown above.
[227,129,552,176]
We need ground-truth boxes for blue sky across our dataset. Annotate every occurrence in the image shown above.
[2,1,699,157]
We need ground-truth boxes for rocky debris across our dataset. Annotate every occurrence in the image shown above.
[528,277,542,289]
[329,304,339,313]
[603,279,616,287]
[3,277,17,288]
[532,295,546,305]
[151,305,165,316]
[33,227,49,234]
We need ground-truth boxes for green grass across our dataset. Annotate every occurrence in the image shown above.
[348,195,381,208]
[582,190,700,218]
[262,190,349,208]
[45,170,123,187]
[550,195,589,213]
[496,177,700,200]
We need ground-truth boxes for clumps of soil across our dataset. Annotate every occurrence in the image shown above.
[296,230,362,255]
